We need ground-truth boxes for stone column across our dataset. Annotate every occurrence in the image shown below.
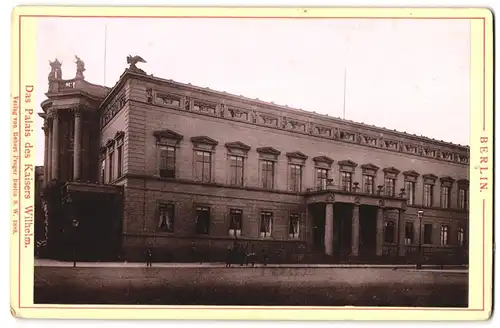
[398,208,406,257]
[50,112,59,180]
[42,124,49,186]
[324,201,334,256]
[47,120,52,182]
[73,109,82,181]
[376,207,384,256]
[351,204,360,257]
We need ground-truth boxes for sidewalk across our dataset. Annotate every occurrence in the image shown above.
[34,259,468,272]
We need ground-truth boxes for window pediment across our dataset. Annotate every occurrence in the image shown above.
[191,136,218,152]
[105,139,115,148]
[225,141,251,152]
[154,129,183,141]
[361,163,379,176]
[286,151,308,160]
[338,160,358,167]
[256,147,281,156]
[313,155,334,165]
[457,179,469,187]
[423,173,438,185]
[383,166,400,175]
[114,130,125,140]
[440,176,455,187]
[403,170,420,178]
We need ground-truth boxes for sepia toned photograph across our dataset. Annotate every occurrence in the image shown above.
[10,7,493,320]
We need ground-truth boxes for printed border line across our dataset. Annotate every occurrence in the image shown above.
[18,14,22,310]
[17,14,486,312]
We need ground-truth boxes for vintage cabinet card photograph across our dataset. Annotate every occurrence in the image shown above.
[9,6,493,321]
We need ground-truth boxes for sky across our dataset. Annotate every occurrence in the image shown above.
[35,17,471,165]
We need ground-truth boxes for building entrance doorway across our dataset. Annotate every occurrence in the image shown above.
[359,205,377,259]
[333,203,352,261]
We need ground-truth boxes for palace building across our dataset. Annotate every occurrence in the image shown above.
[37,57,469,264]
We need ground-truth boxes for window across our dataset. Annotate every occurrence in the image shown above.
[99,159,105,184]
[363,175,374,194]
[384,221,395,243]
[289,213,300,239]
[424,184,433,207]
[341,172,352,191]
[195,206,210,235]
[229,209,242,237]
[289,164,302,192]
[440,225,449,245]
[405,181,415,205]
[108,150,114,182]
[261,160,274,189]
[317,168,329,190]
[160,146,176,178]
[117,143,123,177]
[158,203,174,233]
[441,186,450,208]
[405,221,414,244]
[458,188,467,210]
[195,151,211,182]
[229,155,244,186]
[385,177,396,197]
[457,228,465,246]
[423,224,433,244]
[260,211,273,238]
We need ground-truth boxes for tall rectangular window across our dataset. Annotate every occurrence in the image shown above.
[363,175,374,194]
[229,155,244,186]
[423,224,433,244]
[457,228,465,246]
[405,221,414,244]
[99,159,105,184]
[341,172,352,192]
[108,150,114,182]
[385,177,396,197]
[229,209,242,237]
[195,151,211,182]
[458,188,467,210]
[158,203,174,233]
[160,146,176,178]
[440,225,449,245]
[261,160,274,189]
[260,211,273,238]
[384,221,395,243]
[441,186,450,208]
[424,184,434,207]
[289,213,300,239]
[289,164,302,192]
[117,143,123,177]
[195,206,210,235]
[317,168,328,190]
[405,181,415,205]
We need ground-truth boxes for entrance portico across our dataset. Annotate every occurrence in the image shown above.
[307,186,407,262]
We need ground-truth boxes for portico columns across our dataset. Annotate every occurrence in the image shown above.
[50,112,59,180]
[42,124,49,186]
[47,120,52,181]
[398,208,406,257]
[351,204,360,257]
[73,109,82,180]
[324,197,334,256]
[376,206,384,256]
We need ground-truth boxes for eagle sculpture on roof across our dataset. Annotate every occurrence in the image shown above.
[127,55,146,71]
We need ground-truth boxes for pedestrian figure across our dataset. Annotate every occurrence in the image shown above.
[226,246,233,268]
[145,248,153,267]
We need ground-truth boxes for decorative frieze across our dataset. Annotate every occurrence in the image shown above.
[156,93,181,107]
[228,107,249,121]
[193,100,217,115]
[282,117,307,132]
[314,125,332,137]
[260,114,279,127]
[339,131,356,142]
[100,93,126,129]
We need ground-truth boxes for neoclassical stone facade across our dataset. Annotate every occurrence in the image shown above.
[38,58,469,264]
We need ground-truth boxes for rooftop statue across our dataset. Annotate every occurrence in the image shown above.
[48,58,62,81]
[127,55,147,74]
[75,55,85,79]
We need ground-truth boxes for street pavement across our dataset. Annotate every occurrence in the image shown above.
[34,261,468,307]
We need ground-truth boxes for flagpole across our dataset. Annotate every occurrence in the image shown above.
[104,24,108,86]
[342,67,347,120]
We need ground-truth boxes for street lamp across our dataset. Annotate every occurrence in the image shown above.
[417,210,424,269]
